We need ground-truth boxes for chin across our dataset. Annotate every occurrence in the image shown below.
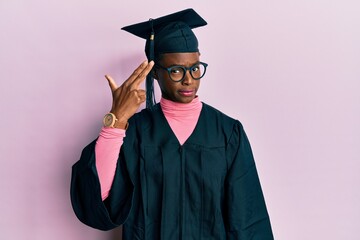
[178,97,195,103]
[164,94,195,103]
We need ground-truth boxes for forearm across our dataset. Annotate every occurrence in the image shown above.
[95,127,126,200]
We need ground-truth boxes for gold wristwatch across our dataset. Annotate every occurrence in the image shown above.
[103,113,118,128]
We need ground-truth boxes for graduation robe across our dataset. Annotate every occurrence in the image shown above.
[70,103,274,240]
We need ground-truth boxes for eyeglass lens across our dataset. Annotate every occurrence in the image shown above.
[169,63,206,81]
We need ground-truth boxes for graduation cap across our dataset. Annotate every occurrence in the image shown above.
[121,8,207,109]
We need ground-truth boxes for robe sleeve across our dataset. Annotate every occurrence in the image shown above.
[70,124,136,230]
[225,121,274,239]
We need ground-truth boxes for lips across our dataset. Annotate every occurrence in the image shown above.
[178,89,195,97]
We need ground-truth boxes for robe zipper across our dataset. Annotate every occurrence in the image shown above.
[179,146,185,239]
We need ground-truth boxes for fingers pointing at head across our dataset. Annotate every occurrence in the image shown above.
[106,60,153,91]
[134,61,154,89]
[127,60,154,89]
[105,60,153,93]
[104,60,153,124]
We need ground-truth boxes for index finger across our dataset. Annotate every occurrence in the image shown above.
[131,61,154,89]
[125,60,149,86]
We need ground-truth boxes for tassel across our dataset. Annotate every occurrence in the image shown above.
[146,19,156,109]
[146,74,156,109]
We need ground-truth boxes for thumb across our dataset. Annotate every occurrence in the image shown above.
[105,75,118,92]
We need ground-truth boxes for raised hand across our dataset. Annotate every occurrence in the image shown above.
[105,60,154,128]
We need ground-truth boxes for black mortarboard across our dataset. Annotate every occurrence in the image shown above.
[121,8,207,109]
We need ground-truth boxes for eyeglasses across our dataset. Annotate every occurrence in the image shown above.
[155,62,208,82]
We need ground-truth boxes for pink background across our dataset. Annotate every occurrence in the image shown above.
[1,1,359,239]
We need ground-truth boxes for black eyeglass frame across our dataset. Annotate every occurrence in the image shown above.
[155,62,208,82]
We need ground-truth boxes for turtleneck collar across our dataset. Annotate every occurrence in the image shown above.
[160,97,202,118]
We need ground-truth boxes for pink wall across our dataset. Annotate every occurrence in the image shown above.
[1,1,359,239]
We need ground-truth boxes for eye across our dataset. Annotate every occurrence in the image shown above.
[191,63,201,72]
[170,67,183,75]
[192,66,200,72]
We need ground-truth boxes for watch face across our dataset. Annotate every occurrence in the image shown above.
[104,114,114,127]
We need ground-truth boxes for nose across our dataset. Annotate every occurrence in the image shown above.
[181,70,193,85]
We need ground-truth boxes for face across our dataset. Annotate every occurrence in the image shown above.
[154,52,201,103]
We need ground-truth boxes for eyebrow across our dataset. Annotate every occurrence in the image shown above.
[164,61,200,68]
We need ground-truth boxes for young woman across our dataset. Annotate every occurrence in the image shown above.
[71,8,274,240]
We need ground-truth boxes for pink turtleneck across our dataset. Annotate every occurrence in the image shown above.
[95,97,202,200]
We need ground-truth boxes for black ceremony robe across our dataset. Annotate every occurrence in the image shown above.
[71,103,274,240]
